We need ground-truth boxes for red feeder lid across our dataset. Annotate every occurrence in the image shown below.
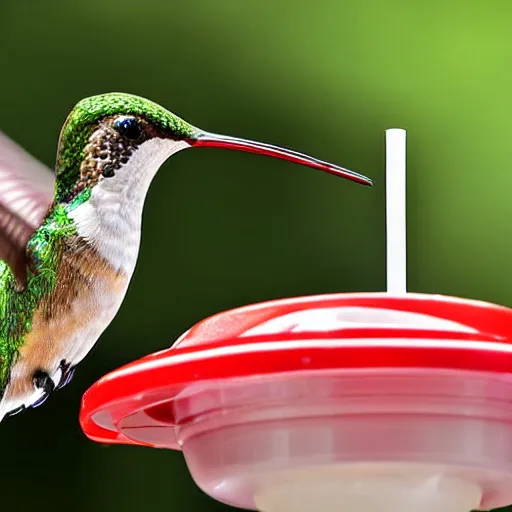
[79,292,512,449]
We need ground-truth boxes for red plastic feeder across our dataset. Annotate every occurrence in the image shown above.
[81,292,512,511]
[80,131,512,512]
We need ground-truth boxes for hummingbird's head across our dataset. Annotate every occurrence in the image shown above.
[54,92,372,207]
[54,92,196,204]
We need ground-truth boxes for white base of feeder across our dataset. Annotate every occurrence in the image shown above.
[254,465,482,512]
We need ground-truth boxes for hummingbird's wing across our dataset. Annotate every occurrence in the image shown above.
[0,131,55,287]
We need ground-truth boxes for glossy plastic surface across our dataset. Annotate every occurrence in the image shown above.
[79,292,512,510]
[80,292,512,446]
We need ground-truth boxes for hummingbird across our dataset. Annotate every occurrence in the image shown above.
[0,92,372,421]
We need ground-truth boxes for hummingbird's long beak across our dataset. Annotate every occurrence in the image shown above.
[188,131,373,186]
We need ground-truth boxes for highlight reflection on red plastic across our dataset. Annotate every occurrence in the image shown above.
[79,292,512,448]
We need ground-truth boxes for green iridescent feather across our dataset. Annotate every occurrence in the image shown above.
[0,203,79,389]
[0,92,194,391]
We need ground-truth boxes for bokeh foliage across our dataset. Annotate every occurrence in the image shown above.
[1,0,511,510]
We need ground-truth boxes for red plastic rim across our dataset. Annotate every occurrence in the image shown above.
[79,292,512,448]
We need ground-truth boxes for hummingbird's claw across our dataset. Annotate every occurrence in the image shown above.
[56,360,75,390]
[31,391,51,409]
[31,370,55,408]
[5,404,25,417]
[16,362,76,411]
[27,361,76,409]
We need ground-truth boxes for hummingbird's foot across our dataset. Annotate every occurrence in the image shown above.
[56,360,75,390]
[33,370,55,394]
[31,370,56,409]
[31,370,55,408]
[29,362,75,409]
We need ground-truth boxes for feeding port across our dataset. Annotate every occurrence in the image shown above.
[80,130,512,512]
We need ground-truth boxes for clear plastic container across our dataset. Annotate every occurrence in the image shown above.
[80,292,512,511]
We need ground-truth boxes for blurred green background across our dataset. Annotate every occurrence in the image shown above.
[1,0,512,510]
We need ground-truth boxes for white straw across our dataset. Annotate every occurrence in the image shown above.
[385,129,407,294]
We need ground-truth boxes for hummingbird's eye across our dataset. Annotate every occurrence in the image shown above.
[114,117,143,140]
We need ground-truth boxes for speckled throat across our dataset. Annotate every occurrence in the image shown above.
[62,117,159,204]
